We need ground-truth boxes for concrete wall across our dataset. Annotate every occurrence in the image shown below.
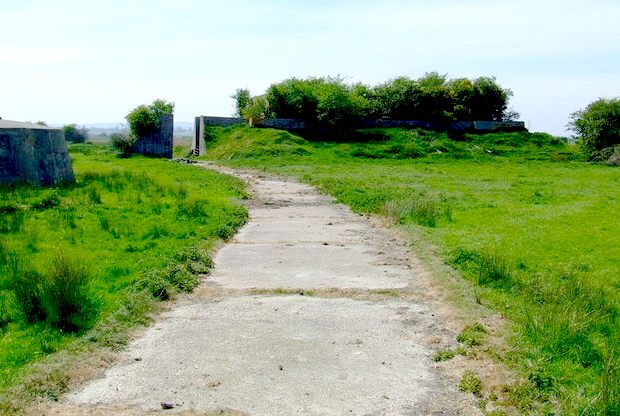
[0,122,74,187]
[133,114,173,158]
[194,115,525,134]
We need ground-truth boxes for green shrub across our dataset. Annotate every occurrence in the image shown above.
[63,124,88,143]
[569,98,620,160]
[126,99,174,138]
[231,88,251,117]
[242,96,269,125]
[110,133,137,157]
[249,73,515,128]
[140,270,173,301]
[165,264,197,292]
[175,245,214,274]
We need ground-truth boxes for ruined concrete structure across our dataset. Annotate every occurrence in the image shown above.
[192,115,526,155]
[133,114,174,158]
[0,119,74,186]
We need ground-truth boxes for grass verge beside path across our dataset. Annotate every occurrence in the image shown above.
[203,126,619,415]
[0,144,247,413]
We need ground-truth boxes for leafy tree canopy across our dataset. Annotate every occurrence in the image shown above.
[126,99,174,138]
[238,74,517,128]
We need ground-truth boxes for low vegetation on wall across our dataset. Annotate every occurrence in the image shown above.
[0,144,247,412]
[201,126,619,415]
[233,73,517,129]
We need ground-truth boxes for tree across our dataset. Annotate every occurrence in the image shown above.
[569,98,620,160]
[266,78,319,121]
[241,96,269,126]
[416,72,452,123]
[469,77,512,121]
[231,88,251,117]
[240,74,517,128]
[126,99,174,138]
[63,124,88,143]
[370,77,421,120]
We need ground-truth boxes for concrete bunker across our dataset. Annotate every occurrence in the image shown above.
[0,119,74,187]
[132,114,174,158]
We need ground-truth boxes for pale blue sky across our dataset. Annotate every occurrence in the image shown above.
[1,0,619,136]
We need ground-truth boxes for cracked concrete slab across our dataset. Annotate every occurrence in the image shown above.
[69,296,448,415]
[208,243,410,289]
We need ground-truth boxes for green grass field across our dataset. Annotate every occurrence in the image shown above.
[0,144,247,411]
[203,126,619,415]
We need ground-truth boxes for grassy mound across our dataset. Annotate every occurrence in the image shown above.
[204,126,579,163]
[204,125,313,160]
[341,129,577,161]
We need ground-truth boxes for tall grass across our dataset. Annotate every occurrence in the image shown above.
[383,194,452,227]
[9,252,95,332]
[0,145,247,400]
[42,252,95,332]
[0,206,26,234]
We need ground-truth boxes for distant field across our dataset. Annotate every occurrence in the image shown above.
[203,126,619,415]
[85,131,193,147]
[0,145,246,411]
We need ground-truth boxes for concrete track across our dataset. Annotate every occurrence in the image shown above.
[50,165,479,415]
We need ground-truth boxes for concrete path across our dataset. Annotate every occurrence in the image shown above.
[54,166,479,415]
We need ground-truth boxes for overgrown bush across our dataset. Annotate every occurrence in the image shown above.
[110,132,137,157]
[242,73,516,129]
[242,96,269,125]
[231,88,251,117]
[63,124,88,143]
[265,76,365,128]
[126,99,174,138]
[569,98,620,160]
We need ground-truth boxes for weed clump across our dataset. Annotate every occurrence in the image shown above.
[433,349,456,362]
[383,195,452,227]
[139,245,214,301]
[460,370,483,396]
[457,323,488,347]
[31,191,61,210]
[10,252,96,332]
[12,269,47,323]
[43,253,96,332]
[478,250,512,285]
